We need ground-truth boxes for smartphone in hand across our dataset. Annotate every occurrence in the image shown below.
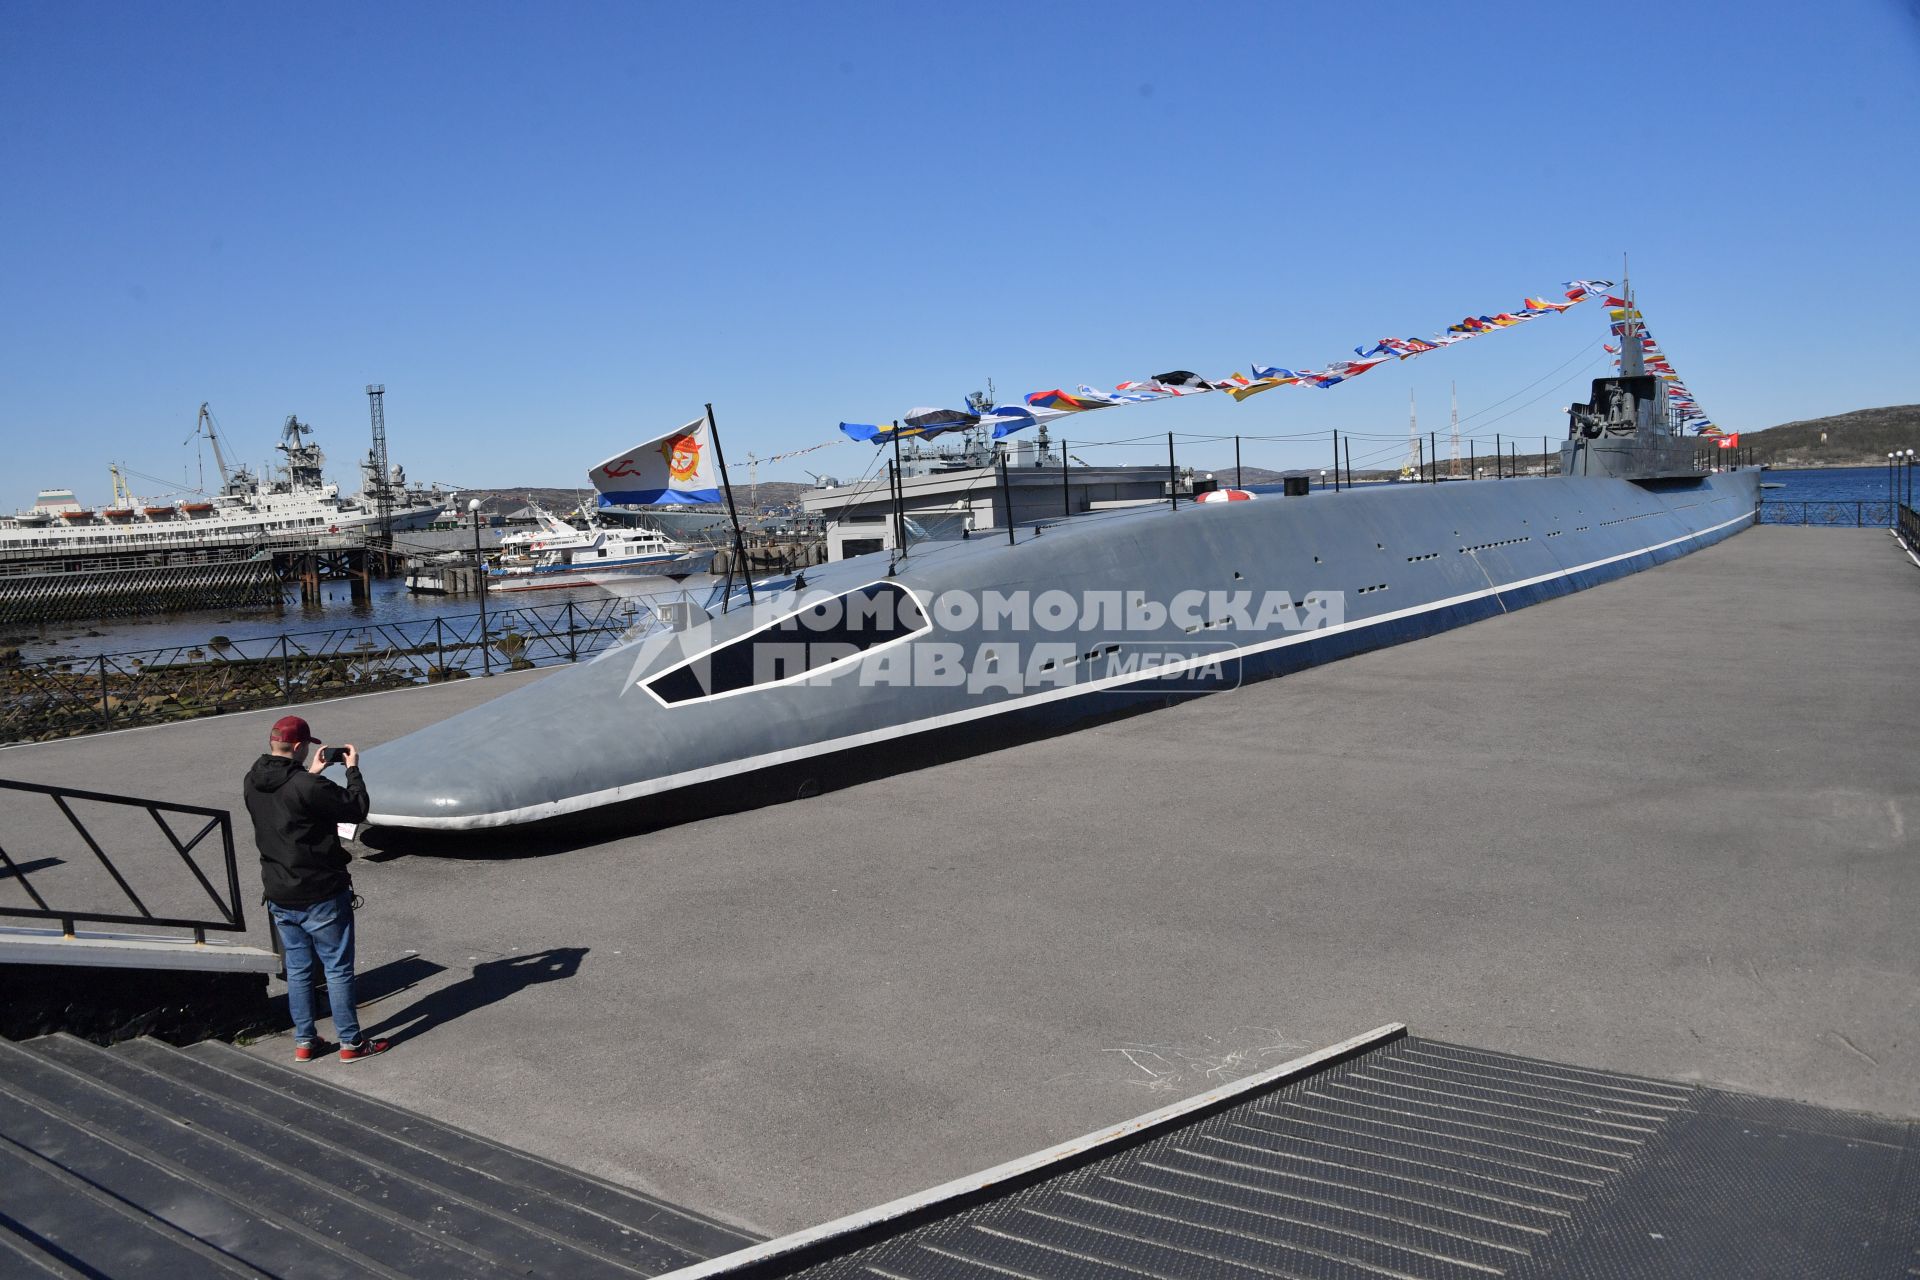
[320,746,349,765]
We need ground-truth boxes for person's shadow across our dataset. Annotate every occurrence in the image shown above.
[363,947,587,1048]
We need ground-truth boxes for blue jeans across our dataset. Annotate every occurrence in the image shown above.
[269,889,361,1046]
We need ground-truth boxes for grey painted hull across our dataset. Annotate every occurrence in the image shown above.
[360,471,1759,833]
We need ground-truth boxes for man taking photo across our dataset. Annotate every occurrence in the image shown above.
[245,715,390,1063]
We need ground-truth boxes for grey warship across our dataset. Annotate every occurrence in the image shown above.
[360,313,1757,834]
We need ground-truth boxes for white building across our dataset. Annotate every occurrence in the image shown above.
[801,438,1206,561]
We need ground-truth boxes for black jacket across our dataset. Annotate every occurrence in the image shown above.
[244,755,371,907]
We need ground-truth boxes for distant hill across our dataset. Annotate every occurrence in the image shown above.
[1212,406,1920,477]
[1746,405,1919,468]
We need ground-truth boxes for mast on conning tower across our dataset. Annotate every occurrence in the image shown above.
[1617,255,1645,378]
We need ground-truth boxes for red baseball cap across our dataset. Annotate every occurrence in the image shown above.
[269,715,314,745]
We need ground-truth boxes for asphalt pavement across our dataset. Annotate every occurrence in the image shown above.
[2,525,1915,1236]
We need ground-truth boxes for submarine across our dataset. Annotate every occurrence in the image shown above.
[360,333,1757,836]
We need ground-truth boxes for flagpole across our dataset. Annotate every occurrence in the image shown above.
[705,403,754,607]
[890,422,906,559]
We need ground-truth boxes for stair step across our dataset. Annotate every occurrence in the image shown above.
[0,926,282,972]
[188,1037,755,1258]
[0,1213,95,1280]
[27,1033,670,1279]
[119,1036,707,1274]
[0,1037,512,1280]
[0,1093,271,1279]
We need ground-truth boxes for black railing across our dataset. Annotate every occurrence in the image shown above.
[1,592,701,747]
[1898,503,1919,554]
[0,779,242,941]
[1758,500,1895,528]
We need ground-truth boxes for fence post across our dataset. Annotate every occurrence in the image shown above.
[97,655,111,728]
[566,601,578,663]
[279,635,291,700]
[433,616,445,679]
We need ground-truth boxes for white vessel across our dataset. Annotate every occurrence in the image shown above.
[490,504,705,591]
[0,407,449,555]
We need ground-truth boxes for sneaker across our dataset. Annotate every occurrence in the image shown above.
[294,1039,337,1064]
[338,1038,391,1063]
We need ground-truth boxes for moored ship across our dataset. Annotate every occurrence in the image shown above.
[1,408,449,556]
[489,504,708,591]
[0,406,452,624]
[361,289,1759,835]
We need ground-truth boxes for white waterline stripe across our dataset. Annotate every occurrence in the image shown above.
[369,507,1753,829]
[1893,527,1920,570]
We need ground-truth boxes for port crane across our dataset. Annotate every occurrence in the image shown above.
[185,403,236,491]
[108,464,137,511]
[181,402,257,498]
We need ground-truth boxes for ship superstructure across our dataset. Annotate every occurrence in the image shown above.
[1561,282,1700,481]
[0,409,450,556]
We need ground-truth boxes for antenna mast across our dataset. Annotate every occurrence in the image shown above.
[1399,389,1421,481]
[1449,382,1461,477]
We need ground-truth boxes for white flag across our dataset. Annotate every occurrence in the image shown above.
[588,418,723,506]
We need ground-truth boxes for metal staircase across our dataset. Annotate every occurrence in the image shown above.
[0,1034,757,1278]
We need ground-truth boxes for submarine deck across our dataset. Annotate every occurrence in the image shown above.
[1,525,1915,1239]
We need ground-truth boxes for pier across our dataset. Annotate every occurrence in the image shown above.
[2,525,1915,1241]
[269,540,400,606]
[0,531,405,624]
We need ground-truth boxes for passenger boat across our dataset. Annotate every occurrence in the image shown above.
[489,505,705,591]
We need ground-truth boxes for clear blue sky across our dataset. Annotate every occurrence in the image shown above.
[4,1,1916,508]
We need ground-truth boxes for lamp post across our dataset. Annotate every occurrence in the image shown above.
[1318,469,1328,491]
[1907,449,1916,510]
[469,498,491,678]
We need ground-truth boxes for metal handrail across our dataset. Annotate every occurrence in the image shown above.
[1757,500,1896,528]
[0,778,242,942]
[1,589,704,747]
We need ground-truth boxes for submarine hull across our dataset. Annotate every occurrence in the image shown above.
[360,470,1759,835]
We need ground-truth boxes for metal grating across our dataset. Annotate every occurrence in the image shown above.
[678,1031,1920,1279]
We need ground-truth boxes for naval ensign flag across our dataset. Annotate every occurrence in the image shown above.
[589,419,725,506]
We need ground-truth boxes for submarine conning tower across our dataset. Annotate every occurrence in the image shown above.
[1560,282,1702,483]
